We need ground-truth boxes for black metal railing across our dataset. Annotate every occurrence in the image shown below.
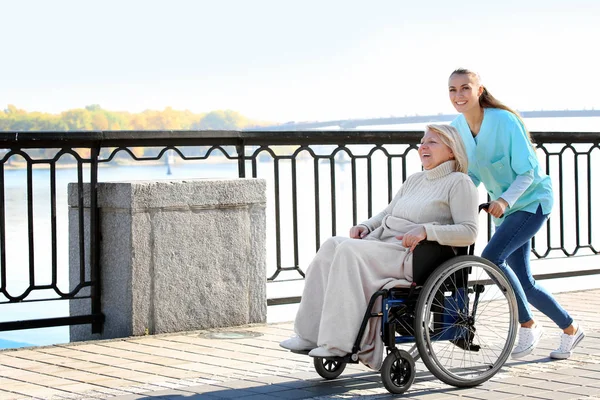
[0,130,598,331]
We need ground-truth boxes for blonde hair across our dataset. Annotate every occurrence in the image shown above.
[425,124,469,174]
[450,68,533,143]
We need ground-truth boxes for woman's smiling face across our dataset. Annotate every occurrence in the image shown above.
[418,129,454,170]
[448,73,483,114]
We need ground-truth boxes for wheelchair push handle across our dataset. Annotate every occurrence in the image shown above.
[479,202,504,218]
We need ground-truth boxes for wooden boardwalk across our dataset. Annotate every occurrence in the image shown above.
[0,289,599,399]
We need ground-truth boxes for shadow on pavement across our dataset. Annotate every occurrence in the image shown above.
[112,369,474,399]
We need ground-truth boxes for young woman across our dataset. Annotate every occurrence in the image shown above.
[280,124,479,370]
[448,68,584,359]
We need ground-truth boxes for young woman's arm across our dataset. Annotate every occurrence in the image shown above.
[499,170,534,208]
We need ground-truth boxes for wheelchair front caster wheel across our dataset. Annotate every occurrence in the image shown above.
[313,357,346,380]
[381,349,415,394]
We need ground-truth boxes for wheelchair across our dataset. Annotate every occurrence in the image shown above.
[294,205,519,394]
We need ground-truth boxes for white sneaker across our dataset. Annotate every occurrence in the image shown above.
[550,324,585,359]
[308,346,347,358]
[279,336,317,351]
[511,324,544,359]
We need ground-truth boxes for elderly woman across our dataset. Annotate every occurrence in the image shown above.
[280,124,479,370]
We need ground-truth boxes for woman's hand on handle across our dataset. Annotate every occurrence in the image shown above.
[485,199,508,218]
[396,226,427,252]
[350,225,369,239]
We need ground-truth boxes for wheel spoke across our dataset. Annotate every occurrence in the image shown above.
[314,358,346,380]
[415,257,518,388]
[381,350,415,394]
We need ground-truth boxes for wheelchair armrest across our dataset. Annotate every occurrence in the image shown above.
[411,241,460,285]
[410,203,485,279]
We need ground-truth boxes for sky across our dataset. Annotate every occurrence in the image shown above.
[1,0,599,123]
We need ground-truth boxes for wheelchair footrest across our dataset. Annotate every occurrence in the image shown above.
[290,349,310,355]
[291,349,360,363]
[450,338,480,352]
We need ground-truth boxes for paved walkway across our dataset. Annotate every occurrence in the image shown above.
[0,289,599,400]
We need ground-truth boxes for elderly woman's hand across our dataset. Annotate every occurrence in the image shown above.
[396,226,427,252]
[350,225,369,239]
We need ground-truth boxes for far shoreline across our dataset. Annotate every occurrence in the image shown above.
[3,156,236,171]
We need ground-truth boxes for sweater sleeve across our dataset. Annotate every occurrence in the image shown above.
[423,176,479,246]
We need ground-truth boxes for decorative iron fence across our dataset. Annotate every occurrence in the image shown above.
[0,130,598,331]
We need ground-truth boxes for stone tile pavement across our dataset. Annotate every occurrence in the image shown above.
[0,289,599,400]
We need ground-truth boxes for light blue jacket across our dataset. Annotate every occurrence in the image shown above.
[451,108,553,225]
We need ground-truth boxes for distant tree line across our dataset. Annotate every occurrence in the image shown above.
[0,104,269,131]
[0,105,273,166]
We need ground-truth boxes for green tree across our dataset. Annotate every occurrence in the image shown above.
[85,104,102,112]
[193,110,249,130]
[61,109,93,130]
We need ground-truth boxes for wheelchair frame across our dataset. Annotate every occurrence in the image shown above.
[304,240,519,394]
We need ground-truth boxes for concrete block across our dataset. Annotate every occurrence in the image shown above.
[69,178,267,341]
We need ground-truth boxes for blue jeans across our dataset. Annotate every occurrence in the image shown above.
[481,205,573,329]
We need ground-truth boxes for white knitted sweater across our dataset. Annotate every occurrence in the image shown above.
[360,160,479,246]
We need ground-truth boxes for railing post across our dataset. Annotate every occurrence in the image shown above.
[237,139,246,178]
[90,145,103,334]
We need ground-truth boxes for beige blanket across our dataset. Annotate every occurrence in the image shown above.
[295,218,420,370]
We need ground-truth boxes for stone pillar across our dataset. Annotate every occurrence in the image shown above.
[69,178,267,342]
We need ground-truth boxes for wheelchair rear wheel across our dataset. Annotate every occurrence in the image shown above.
[415,255,518,387]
